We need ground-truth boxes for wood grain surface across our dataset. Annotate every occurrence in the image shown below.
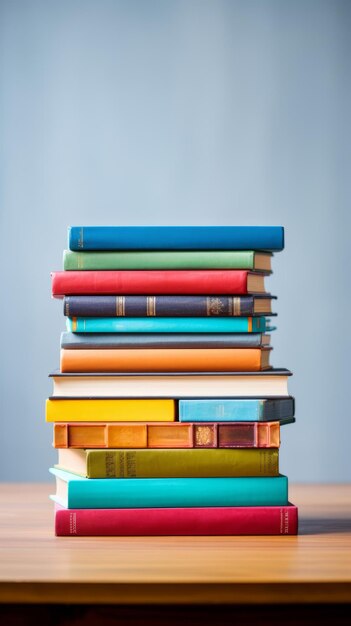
[0,483,350,604]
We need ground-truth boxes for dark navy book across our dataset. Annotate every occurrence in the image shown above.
[63,295,276,318]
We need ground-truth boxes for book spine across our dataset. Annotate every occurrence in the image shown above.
[85,448,278,478]
[63,295,257,317]
[46,398,176,422]
[55,505,298,536]
[66,316,267,333]
[68,226,284,251]
[61,331,267,349]
[60,474,289,508]
[53,422,281,449]
[63,250,257,271]
[60,347,267,373]
[179,399,269,422]
[51,270,253,296]
[51,372,290,398]
[180,399,294,422]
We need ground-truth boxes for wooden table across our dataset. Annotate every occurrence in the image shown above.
[0,484,350,623]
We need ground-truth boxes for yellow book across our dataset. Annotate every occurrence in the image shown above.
[46,398,176,422]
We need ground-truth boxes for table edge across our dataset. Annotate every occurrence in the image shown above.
[0,582,351,605]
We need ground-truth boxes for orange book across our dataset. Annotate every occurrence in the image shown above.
[53,421,281,449]
[60,348,271,373]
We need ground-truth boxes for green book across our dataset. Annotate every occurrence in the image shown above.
[63,250,272,271]
[56,448,279,479]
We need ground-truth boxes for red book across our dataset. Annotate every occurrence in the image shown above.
[55,504,298,536]
[51,270,266,296]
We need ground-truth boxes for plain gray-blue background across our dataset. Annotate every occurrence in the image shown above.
[0,0,350,482]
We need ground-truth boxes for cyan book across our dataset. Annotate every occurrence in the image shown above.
[179,398,295,422]
[66,316,272,333]
[50,468,288,509]
[68,226,284,251]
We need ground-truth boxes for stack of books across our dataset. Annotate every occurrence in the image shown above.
[48,225,298,536]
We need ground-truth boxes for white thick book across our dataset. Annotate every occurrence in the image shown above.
[49,369,291,398]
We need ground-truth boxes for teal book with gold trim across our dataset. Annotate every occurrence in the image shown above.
[66,316,272,333]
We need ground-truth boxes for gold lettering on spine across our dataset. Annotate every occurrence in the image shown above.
[116,296,125,316]
[105,451,117,477]
[195,426,212,447]
[147,296,156,316]
[126,451,137,477]
[233,297,241,316]
[72,317,77,331]
[207,298,225,316]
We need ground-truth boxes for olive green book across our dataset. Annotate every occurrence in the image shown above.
[56,448,279,479]
[63,250,272,271]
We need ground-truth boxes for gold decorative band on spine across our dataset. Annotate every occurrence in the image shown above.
[116,296,125,317]
[233,297,241,316]
[72,317,77,331]
[248,317,252,332]
[147,296,156,316]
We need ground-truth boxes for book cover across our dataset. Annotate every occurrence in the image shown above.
[63,250,273,271]
[60,347,272,373]
[66,316,270,333]
[68,226,284,251]
[55,504,298,536]
[50,369,292,398]
[53,420,290,449]
[50,467,289,508]
[51,270,267,297]
[63,295,275,318]
[61,331,271,350]
[46,398,176,422]
[55,448,279,478]
[179,398,295,422]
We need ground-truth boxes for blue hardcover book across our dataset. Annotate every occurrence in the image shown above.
[67,316,272,333]
[179,398,295,422]
[68,226,284,252]
[50,468,288,509]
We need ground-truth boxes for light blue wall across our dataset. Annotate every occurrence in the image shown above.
[1,0,350,481]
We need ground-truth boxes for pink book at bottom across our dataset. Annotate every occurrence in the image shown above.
[55,504,298,536]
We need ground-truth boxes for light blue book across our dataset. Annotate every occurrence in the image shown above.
[50,468,288,509]
[67,316,272,334]
[179,398,295,422]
